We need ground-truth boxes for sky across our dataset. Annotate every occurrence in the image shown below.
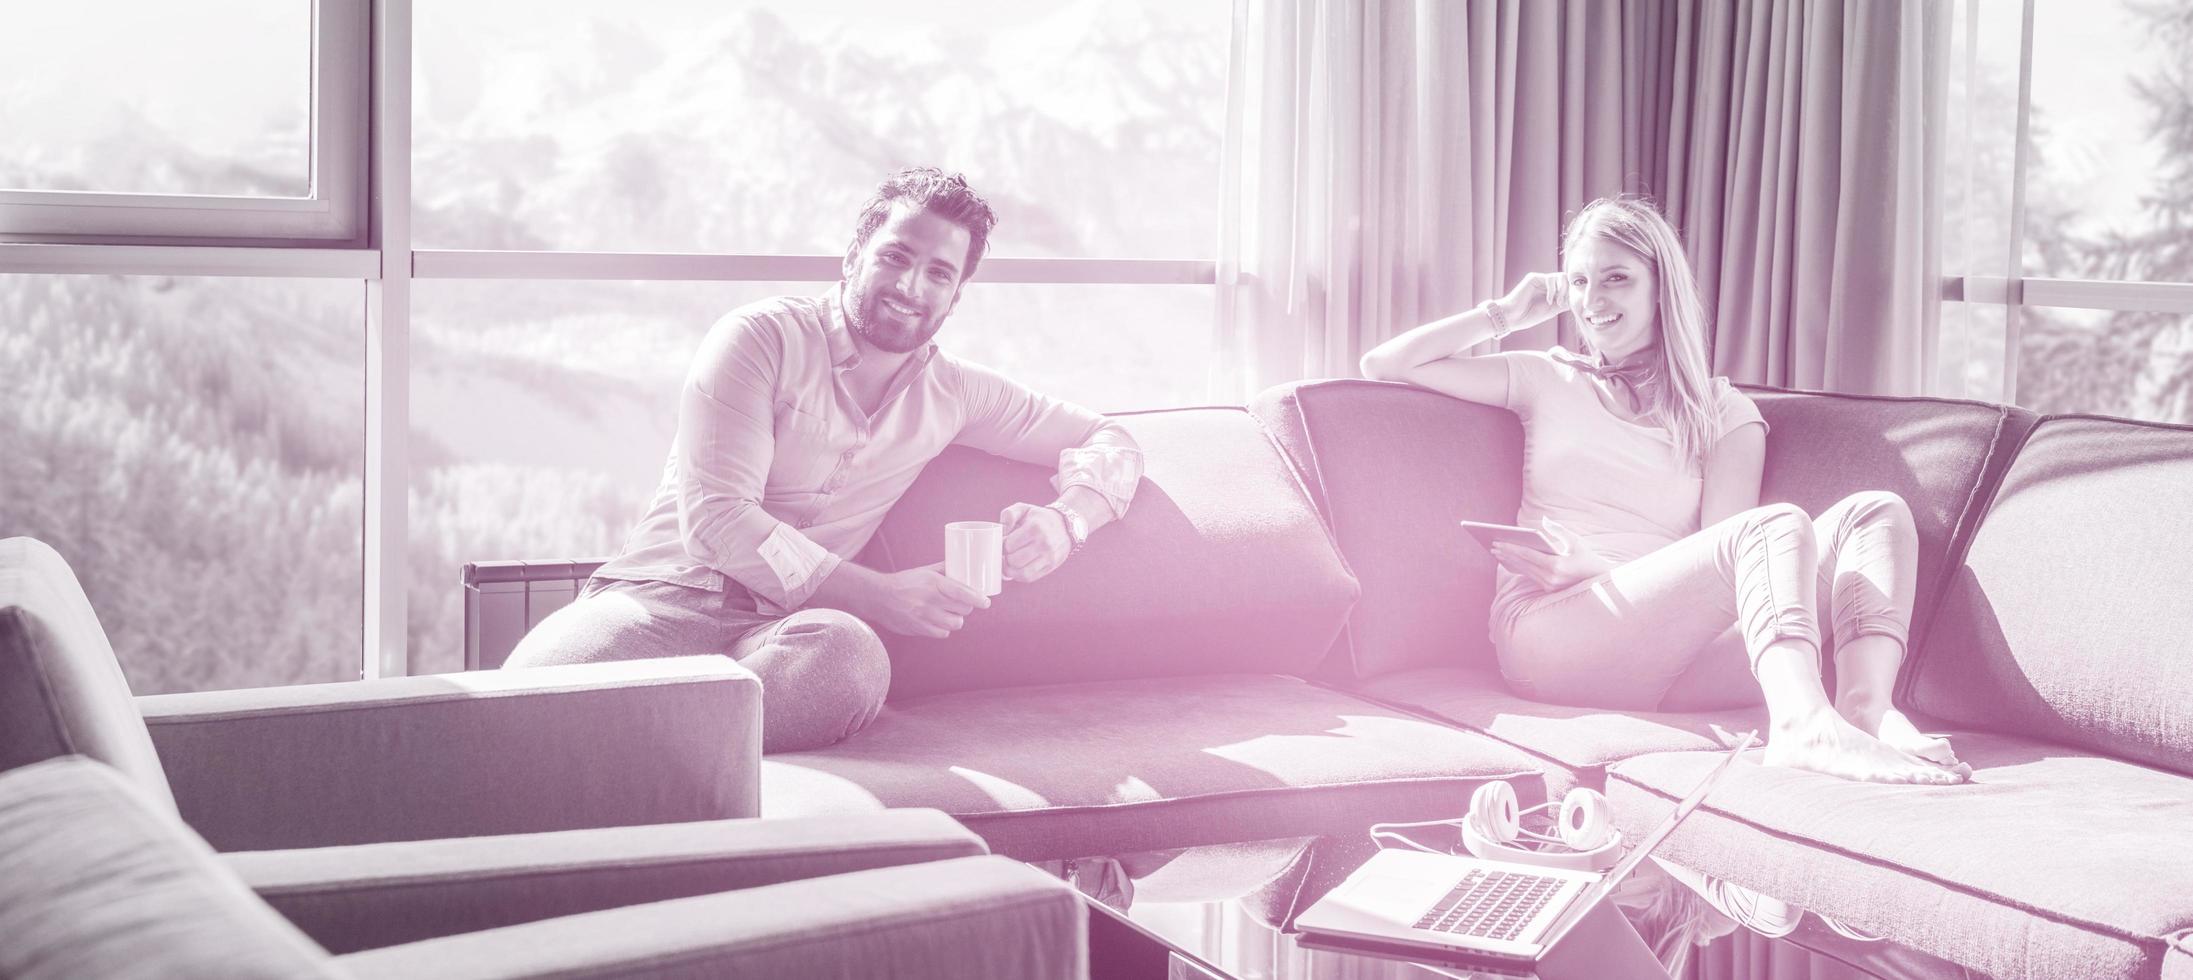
[0,0,1221,196]
[0,0,308,182]
[1948,0,2177,243]
[2025,0,2171,238]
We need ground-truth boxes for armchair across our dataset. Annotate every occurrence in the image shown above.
[0,757,1087,980]
[0,536,1090,977]
[0,535,758,850]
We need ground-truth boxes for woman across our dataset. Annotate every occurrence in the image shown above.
[1360,196,1967,785]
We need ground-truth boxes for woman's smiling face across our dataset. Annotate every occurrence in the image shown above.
[1565,236,1658,361]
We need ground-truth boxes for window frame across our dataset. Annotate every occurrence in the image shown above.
[0,0,370,245]
[0,0,1220,682]
[1941,0,2193,405]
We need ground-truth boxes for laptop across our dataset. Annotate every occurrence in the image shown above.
[1295,732,1756,974]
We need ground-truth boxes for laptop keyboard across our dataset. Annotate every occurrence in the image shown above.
[1413,868,1563,941]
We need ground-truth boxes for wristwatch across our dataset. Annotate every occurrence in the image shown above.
[1044,501,1089,558]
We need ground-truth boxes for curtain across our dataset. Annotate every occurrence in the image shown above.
[1666,0,1948,392]
[1216,0,1947,400]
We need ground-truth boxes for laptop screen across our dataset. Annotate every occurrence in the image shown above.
[1536,730,1758,949]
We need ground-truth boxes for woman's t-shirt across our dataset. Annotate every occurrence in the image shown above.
[1488,347,1767,639]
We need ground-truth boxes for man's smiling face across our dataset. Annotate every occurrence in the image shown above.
[842,202,972,354]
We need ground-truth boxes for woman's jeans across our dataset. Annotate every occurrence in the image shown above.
[1497,491,1918,712]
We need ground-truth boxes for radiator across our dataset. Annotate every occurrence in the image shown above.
[461,559,608,670]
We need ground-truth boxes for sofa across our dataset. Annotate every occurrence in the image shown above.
[624,381,2179,980]
[18,375,2186,979]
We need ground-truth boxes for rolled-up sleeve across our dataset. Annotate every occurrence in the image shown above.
[948,359,1143,519]
[677,314,841,612]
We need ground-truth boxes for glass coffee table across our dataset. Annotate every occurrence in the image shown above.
[1070,835,1504,979]
[1054,835,1974,980]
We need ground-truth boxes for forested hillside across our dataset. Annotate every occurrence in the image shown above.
[3,276,368,690]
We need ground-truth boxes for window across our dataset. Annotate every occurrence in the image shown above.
[1937,302,2009,403]
[411,0,1227,257]
[2024,1,2187,281]
[945,283,1218,412]
[2018,308,2193,422]
[400,1,1228,672]
[405,278,760,672]
[1943,0,2193,421]
[0,0,368,242]
[0,4,308,197]
[12,1,1230,685]
[0,275,365,694]
[401,277,1214,669]
[1938,0,2023,402]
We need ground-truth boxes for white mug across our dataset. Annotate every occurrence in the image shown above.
[945,521,1004,596]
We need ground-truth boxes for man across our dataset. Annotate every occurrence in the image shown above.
[506,167,1142,753]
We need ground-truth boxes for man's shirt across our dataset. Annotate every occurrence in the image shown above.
[594,289,1142,615]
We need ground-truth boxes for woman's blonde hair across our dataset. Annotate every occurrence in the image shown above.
[1561,196,1717,471]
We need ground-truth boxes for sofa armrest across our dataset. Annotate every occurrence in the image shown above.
[139,656,760,851]
[334,855,1088,980]
[225,809,986,954]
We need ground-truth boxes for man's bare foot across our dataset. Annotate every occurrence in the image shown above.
[1838,696,1972,778]
[1764,708,1968,785]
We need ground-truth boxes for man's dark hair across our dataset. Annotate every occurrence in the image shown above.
[850,167,999,281]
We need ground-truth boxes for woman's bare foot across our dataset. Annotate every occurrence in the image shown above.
[1764,707,1968,784]
[1838,697,1972,778]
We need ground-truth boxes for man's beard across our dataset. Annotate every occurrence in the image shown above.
[847,295,942,354]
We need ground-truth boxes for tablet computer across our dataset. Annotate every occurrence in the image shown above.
[1457,519,1563,555]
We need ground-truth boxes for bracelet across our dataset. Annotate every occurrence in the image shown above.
[1480,300,1513,340]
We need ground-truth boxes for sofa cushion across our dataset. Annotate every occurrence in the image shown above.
[1911,414,2193,778]
[1741,389,2038,674]
[760,674,1545,861]
[1606,733,2193,980]
[1249,381,1524,679]
[0,537,175,812]
[857,407,1359,699]
[0,757,338,979]
[1349,666,1765,790]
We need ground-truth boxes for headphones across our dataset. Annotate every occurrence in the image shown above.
[1460,781,1623,872]
[1369,778,1623,873]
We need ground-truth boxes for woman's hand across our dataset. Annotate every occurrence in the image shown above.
[1496,272,1570,333]
[1358,271,1566,400]
[1489,519,1611,592]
